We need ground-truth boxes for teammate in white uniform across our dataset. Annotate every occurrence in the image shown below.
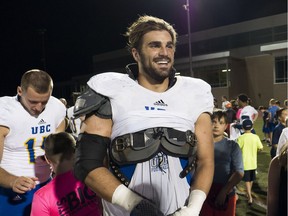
[237,94,258,124]
[230,94,258,140]
[0,69,67,215]
[74,16,214,216]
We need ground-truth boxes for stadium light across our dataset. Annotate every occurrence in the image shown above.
[183,0,193,77]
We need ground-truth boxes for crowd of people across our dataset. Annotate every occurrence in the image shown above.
[0,15,286,216]
[215,95,287,215]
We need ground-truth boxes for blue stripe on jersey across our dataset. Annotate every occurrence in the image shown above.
[118,158,193,184]
[119,164,137,180]
[180,158,192,184]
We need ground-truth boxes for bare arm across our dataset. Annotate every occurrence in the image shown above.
[267,156,281,216]
[170,113,214,215]
[0,126,37,193]
[0,126,15,188]
[252,111,258,122]
[192,113,214,194]
[216,171,244,206]
[222,171,244,195]
[56,119,67,132]
[81,115,122,202]
[251,107,259,122]
[0,126,7,162]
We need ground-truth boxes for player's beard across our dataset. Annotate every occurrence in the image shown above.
[139,53,174,84]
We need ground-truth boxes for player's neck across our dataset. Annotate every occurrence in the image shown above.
[138,77,169,92]
[138,76,170,93]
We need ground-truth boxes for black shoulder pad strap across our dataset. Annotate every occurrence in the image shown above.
[73,87,112,119]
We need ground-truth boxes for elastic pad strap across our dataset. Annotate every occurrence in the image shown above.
[74,133,110,182]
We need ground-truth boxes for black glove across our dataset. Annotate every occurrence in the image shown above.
[130,199,164,216]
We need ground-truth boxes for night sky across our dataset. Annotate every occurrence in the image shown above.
[0,0,286,96]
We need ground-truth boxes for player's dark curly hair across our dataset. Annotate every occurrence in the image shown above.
[125,15,177,53]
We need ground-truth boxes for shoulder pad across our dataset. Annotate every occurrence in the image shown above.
[73,88,112,119]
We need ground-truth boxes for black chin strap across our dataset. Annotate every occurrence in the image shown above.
[168,67,177,89]
[125,63,177,89]
[125,63,138,80]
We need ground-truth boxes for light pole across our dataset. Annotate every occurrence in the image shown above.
[183,0,193,77]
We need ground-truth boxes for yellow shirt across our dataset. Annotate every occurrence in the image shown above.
[237,132,263,170]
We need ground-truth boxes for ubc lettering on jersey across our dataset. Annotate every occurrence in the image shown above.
[31,125,51,134]
[31,118,51,134]
[56,186,98,215]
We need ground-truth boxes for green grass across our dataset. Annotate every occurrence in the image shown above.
[235,118,270,216]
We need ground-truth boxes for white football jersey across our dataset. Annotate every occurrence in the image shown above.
[88,72,213,139]
[88,72,214,215]
[0,96,66,183]
[239,105,258,123]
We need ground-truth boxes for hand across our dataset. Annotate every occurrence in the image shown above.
[214,190,228,209]
[169,207,197,216]
[11,176,38,194]
[112,184,164,215]
[130,199,164,216]
[169,190,206,216]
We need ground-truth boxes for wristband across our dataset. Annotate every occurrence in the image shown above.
[112,184,143,212]
[187,190,207,215]
[169,190,207,216]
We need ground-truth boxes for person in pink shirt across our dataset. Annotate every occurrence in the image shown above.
[31,132,102,216]
[236,108,242,121]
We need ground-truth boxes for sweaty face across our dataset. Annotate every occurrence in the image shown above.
[212,117,227,138]
[18,86,51,117]
[135,30,175,83]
